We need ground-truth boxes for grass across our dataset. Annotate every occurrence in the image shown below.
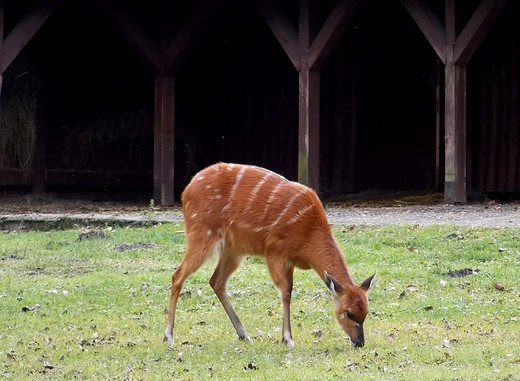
[1,223,519,380]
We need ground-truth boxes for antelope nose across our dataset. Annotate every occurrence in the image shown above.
[352,341,364,348]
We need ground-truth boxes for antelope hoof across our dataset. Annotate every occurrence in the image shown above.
[282,338,295,348]
[238,334,251,342]
[163,332,174,346]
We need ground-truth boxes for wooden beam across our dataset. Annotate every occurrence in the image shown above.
[254,0,300,70]
[153,76,175,205]
[298,0,320,191]
[96,0,165,75]
[164,0,223,75]
[444,63,467,203]
[0,0,4,97]
[400,0,446,64]
[257,0,361,192]
[453,0,508,65]
[0,169,34,185]
[298,69,320,190]
[1,0,60,73]
[308,0,363,71]
[444,0,466,203]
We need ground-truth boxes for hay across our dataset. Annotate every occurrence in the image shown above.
[63,106,152,170]
[0,54,41,170]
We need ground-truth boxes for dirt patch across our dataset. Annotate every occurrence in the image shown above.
[443,268,481,278]
[77,231,112,241]
[113,242,157,252]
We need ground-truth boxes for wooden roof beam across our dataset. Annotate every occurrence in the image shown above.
[96,0,165,75]
[400,0,446,64]
[164,0,223,76]
[1,0,60,73]
[98,0,222,76]
[0,0,4,86]
[308,0,363,71]
[254,0,299,70]
[453,0,508,65]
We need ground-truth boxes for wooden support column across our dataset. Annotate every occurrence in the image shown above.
[154,76,175,204]
[444,0,466,203]
[298,0,320,190]
[444,62,466,203]
[99,0,221,205]
[402,0,507,203]
[257,0,363,192]
[0,0,4,100]
[298,69,320,189]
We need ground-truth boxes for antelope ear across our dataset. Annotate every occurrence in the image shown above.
[360,272,376,292]
[324,271,343,294]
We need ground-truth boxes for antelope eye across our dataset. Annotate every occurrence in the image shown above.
[346,311,355,321]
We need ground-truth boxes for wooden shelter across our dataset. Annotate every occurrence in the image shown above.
[0,0,517,204]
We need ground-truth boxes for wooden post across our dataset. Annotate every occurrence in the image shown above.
[444,62,466,203]
[298,0,320,190]
[99,0,221,205]
[444,0,466,203]
[154,76,175,205]
[256,0,362,192]
[298,68,320,190]
[0,0,4,100]
[402,0,507,203]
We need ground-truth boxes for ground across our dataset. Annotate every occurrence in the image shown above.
[0,191,519,229]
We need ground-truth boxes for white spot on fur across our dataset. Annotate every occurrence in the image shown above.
[190,213,198,219]
[238,221,251,230]
[213,239,225,254]
[215,194,222,199]
[206,229,212,236]
[197,175,204,181]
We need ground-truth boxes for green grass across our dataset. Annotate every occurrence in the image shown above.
[1,223,519,380]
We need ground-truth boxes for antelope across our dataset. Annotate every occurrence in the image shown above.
[164,163,375,348]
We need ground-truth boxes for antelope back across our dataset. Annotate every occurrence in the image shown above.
[182,163,327,253]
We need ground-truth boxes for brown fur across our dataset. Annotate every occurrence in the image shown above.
[164,163,375,347]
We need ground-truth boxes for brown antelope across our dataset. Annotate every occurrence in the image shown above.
[164,163,375,348]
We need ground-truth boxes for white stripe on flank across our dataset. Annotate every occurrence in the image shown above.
[287,204,313,224]
[266,181,284,205]
[268,189,306,228]
[244,172,272,213]
[222,166,247,212]
[259,180,285,221]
